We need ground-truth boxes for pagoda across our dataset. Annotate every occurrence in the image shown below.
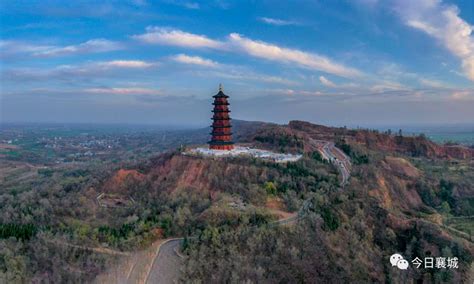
[208,84,234,150]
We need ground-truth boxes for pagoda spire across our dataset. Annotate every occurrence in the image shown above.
[208,84,234,150]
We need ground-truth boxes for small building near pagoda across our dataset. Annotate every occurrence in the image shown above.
[208,84,234,150]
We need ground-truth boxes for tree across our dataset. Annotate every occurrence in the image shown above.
[264,181,277,195]
[440,201,451,215]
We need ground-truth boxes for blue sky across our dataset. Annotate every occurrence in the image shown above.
[1,0,474,126]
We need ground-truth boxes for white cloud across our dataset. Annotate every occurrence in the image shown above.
[164,0,200,9]
[208,71,296,85]
[84,87,161,95]
[4,59,157,81]
[419,78,445,88]
[97,60,155,68]
[0,39,122,59]
[228,33,362,78]
[33,39,122,57]
[406,20,438,35]
[0,40,55,56]
[370,81,408,92]
[270,88,324,97]
[451,90,472,100]
[132,27,361,78]
[133,27,224,49]
[176,1,199,9]
[172,54,219,67]
[269,88,297,96]
[183,2,199,9]
[258,17,298,26]
[396,0,474,81]
[319,76,337,87]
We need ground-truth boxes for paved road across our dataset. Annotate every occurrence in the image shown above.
[145,239,183,284]
[310,139,351,187]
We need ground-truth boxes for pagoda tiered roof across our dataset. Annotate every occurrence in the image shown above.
[212,90,229,98]
[208,84,234,150]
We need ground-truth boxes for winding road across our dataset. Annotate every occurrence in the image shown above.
[145,239,183,284]
[310,139,351,187]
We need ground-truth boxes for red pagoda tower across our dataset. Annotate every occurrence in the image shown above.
[209,84,234,150]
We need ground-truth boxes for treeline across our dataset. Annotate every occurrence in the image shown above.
[0,223,37,241]
[416,178,474,216]
[254,131,304,153]
[335,140,369,164]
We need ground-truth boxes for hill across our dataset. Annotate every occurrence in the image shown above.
[1,120,473,283]
[98,120,474,283]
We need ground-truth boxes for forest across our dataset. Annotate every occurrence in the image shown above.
[1,121,473,282]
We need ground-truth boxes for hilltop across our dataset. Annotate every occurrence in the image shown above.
[249,120,473,159]
[1,120,473,283]
[97,120,474,283]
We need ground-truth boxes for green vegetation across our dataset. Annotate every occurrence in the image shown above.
[446,218,474,236]
[0,224,37,241]
[38,168,54,177]
[0,123,472,282]
[254,131,304,153]
[336,140,369,164]
[413,157,474,217]
[264,181,277,195]
[181,130,474,282]
[183,215,347,283]
[310,150,325,162]
[319,206,340,231]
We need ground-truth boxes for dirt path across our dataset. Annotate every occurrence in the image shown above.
[46,239,130,256]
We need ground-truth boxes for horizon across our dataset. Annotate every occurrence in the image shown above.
[2,118,474,132]
[2,0,474,125]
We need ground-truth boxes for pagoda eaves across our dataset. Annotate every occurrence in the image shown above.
[208,84,234,150]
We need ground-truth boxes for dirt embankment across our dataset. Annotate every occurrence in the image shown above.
[265,197,296,220]
[352,131,473,159]
[368,157,423,212]
[102,153,265,198]
[148,154,212,191]
[383,156,420,178]
[102,169,145,193]
[100,155,212,196]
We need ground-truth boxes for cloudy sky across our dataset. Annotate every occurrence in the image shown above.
[1,0,474,127]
